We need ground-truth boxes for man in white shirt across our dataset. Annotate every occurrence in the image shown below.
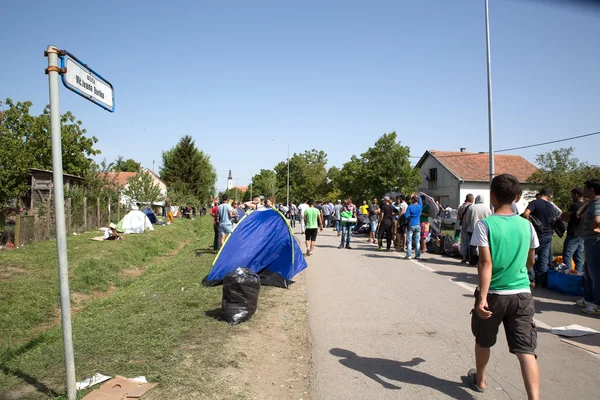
[297,200,309,234]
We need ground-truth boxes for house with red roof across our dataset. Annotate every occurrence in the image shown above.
[415,149,539,212]
[101,169,167,206]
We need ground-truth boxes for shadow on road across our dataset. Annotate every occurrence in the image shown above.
[421,257,473,268]
[434,270,479,286]
[329,348,474,399]
[362,253,398,259]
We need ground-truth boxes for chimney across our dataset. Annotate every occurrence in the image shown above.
[460,148,466,153]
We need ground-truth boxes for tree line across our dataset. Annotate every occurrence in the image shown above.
[3,98,597,212]
[0,98,217,208]
[225,132,423,205]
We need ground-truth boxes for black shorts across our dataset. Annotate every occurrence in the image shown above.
[471,289,537,355]
[305,228,318,242]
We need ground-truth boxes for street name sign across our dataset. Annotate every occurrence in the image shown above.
[61,53,114,112]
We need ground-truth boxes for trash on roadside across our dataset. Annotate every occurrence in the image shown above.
[222,267,260,325]
[550,324,599,338]
[81,375,157,399]
[76,373,111,390]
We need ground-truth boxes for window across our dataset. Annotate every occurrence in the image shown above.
[429,168,438,181]
[428,168,438,190]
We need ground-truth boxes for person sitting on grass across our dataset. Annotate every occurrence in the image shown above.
[104,223,123,241]
[468,173,540,400]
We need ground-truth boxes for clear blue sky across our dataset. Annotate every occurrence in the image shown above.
[2,0,599,192]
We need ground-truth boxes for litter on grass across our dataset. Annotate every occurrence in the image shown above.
[81,375,156,399]
[76,373,111,390]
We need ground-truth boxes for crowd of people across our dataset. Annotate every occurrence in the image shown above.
[204,176,600,400]
[207,180,600,319]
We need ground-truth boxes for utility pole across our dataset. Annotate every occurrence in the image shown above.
[485,0,495,190]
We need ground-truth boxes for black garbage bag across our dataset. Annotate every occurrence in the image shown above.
[222,267,261,325]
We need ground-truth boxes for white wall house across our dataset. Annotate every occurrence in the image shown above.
[415,150,539,213]
[103,169,167,207]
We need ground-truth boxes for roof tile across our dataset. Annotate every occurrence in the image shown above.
[429,151,537,182]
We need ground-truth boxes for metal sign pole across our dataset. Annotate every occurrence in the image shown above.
[46,45,77,400]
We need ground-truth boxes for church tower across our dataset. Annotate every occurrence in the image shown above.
[227,170,233,190]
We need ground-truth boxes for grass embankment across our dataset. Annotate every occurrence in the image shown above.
[1,218,240,399]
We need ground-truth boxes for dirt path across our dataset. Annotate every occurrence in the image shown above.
[219,272,310,399]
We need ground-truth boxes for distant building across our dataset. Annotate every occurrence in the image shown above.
[102,168,167,206]
[226,170,248,193]
[415,149,539,212]
[24,168,84,214]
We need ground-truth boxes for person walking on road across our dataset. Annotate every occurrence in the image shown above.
[457,194,474,263]
[322,200,331,228]
[298,200,309,234]
[289,202,297,228]
[420,196,431,254]
[304,199,323,256]
[395,195,408,252]
[333,200,343,236]
[403,195,423,260]
[464,195,492,266]
[468,173,540,400]
[368,197,380,245]
[378,196,395,251]
[210,201,220,250]
[560,188,585,273]
[217,194,235,245]
[338,200,357,249]
[579,179,600,315]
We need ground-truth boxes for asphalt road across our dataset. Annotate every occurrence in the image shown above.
[303,228,600,400]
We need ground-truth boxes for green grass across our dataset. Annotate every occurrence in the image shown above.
[1,218,239,399]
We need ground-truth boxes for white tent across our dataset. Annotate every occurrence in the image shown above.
[117,210,155,234]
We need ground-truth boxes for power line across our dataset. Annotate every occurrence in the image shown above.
[408,130,600,158]
[495,131,600,153]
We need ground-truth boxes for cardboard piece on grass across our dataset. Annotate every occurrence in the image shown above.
[560,335,600,355]
[81,376,157,399]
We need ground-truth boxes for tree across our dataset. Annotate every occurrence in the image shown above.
[324,166,343,202]
[217,188,246,202]
[335,132,421,202]
[123,171,164,205]
[0,98,100,204]
[529,147,599,210]
[249,169,278,199]
[273,150,329,203]
[113,156,141,172]
[160,135,216,205]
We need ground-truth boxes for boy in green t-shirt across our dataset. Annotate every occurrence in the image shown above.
[304,199,323,256]
[468,174,540,400]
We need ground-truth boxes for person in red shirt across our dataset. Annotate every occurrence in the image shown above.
[210,201,220,250]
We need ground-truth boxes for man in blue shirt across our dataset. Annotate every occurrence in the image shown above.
[217,194,234,245]
[403,195,423,260]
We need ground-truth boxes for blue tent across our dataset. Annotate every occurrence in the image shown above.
[141,207,157,224]
[204,208,308,288]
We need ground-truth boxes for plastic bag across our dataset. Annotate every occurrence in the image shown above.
[222,267,260,325]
